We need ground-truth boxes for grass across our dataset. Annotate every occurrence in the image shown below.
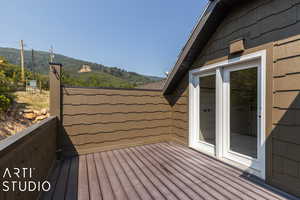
[14,90,49,111]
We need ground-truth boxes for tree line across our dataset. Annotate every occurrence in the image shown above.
[0,57,48,113]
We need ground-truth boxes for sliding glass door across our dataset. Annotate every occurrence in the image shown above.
[222,62,265,178]
[189,52,266,179]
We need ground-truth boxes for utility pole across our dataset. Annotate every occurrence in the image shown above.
[31,49,35,79]
[20,40,25,83]
[31,49,35,70]
[49,45,54,63]
[32,48,41,93]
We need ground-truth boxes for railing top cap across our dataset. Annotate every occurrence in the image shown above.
[0,116,57,152]
[49,62,62,66]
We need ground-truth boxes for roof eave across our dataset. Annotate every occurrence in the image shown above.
[162,0,231,95]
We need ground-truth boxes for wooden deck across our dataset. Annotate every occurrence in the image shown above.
[40,143,298,200]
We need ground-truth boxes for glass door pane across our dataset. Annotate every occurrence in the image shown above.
[229,68,258,158]
[199,74,216,145]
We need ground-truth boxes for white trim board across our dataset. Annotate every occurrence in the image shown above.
[189,50,267,180]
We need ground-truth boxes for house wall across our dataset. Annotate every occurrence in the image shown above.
[272,35,300,196]
[169,0,300,196]
[62,87,172,156]
[0,117,57,200]
[169,74,189,145]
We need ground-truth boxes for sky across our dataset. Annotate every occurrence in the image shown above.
[1,0,208,77]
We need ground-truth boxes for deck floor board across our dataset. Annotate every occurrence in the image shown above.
[86,154,102,200]
[153,143,261,199]
[65,157,78,200]
[94,152,115,200]
[162,143,278,199]
[117,149,165,199]
[52,159,71,200]
[77,155,90,200]
[41,142,299,200]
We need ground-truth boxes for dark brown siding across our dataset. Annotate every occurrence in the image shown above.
[169,0,300,196]
[0,117,57,200]
[62,87,172,156]
[170,74,189,145]
[193,0,300,67]
[271,35,300,196]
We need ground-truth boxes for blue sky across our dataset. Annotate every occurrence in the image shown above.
[1,0,208,77]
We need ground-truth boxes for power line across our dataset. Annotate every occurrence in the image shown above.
[0,41,35,49]
[0,41,20,49]
[0,41,19,44]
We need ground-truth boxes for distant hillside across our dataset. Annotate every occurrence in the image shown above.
[136,79,166,90]
[0,47,162,87]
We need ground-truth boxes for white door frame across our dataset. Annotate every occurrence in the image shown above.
[189,50,266,179]
[189,71,216,156]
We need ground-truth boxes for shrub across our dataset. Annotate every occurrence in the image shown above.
[0,94,11,112]
[0,59,16,113]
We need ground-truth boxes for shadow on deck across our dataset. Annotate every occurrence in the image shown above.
[40,142,298,200]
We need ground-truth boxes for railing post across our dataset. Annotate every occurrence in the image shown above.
[49,63,62,119]
[49,63,63,159]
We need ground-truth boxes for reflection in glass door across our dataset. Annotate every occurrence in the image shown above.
[193,73,216,155]
[199,74,216,146]
[229,68,258,158]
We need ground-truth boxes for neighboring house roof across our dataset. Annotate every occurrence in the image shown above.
[136,79,166,90]
[163,0,242,94]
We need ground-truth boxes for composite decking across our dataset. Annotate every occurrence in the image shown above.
[40,143,298,200]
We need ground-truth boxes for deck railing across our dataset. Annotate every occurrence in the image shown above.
[48,63,174,157]
[0,116,58,200]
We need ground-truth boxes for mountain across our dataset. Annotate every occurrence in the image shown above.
[0,47,162,88]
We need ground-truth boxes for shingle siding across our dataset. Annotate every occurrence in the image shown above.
[272,35,300,195]
[62,87,172,156]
